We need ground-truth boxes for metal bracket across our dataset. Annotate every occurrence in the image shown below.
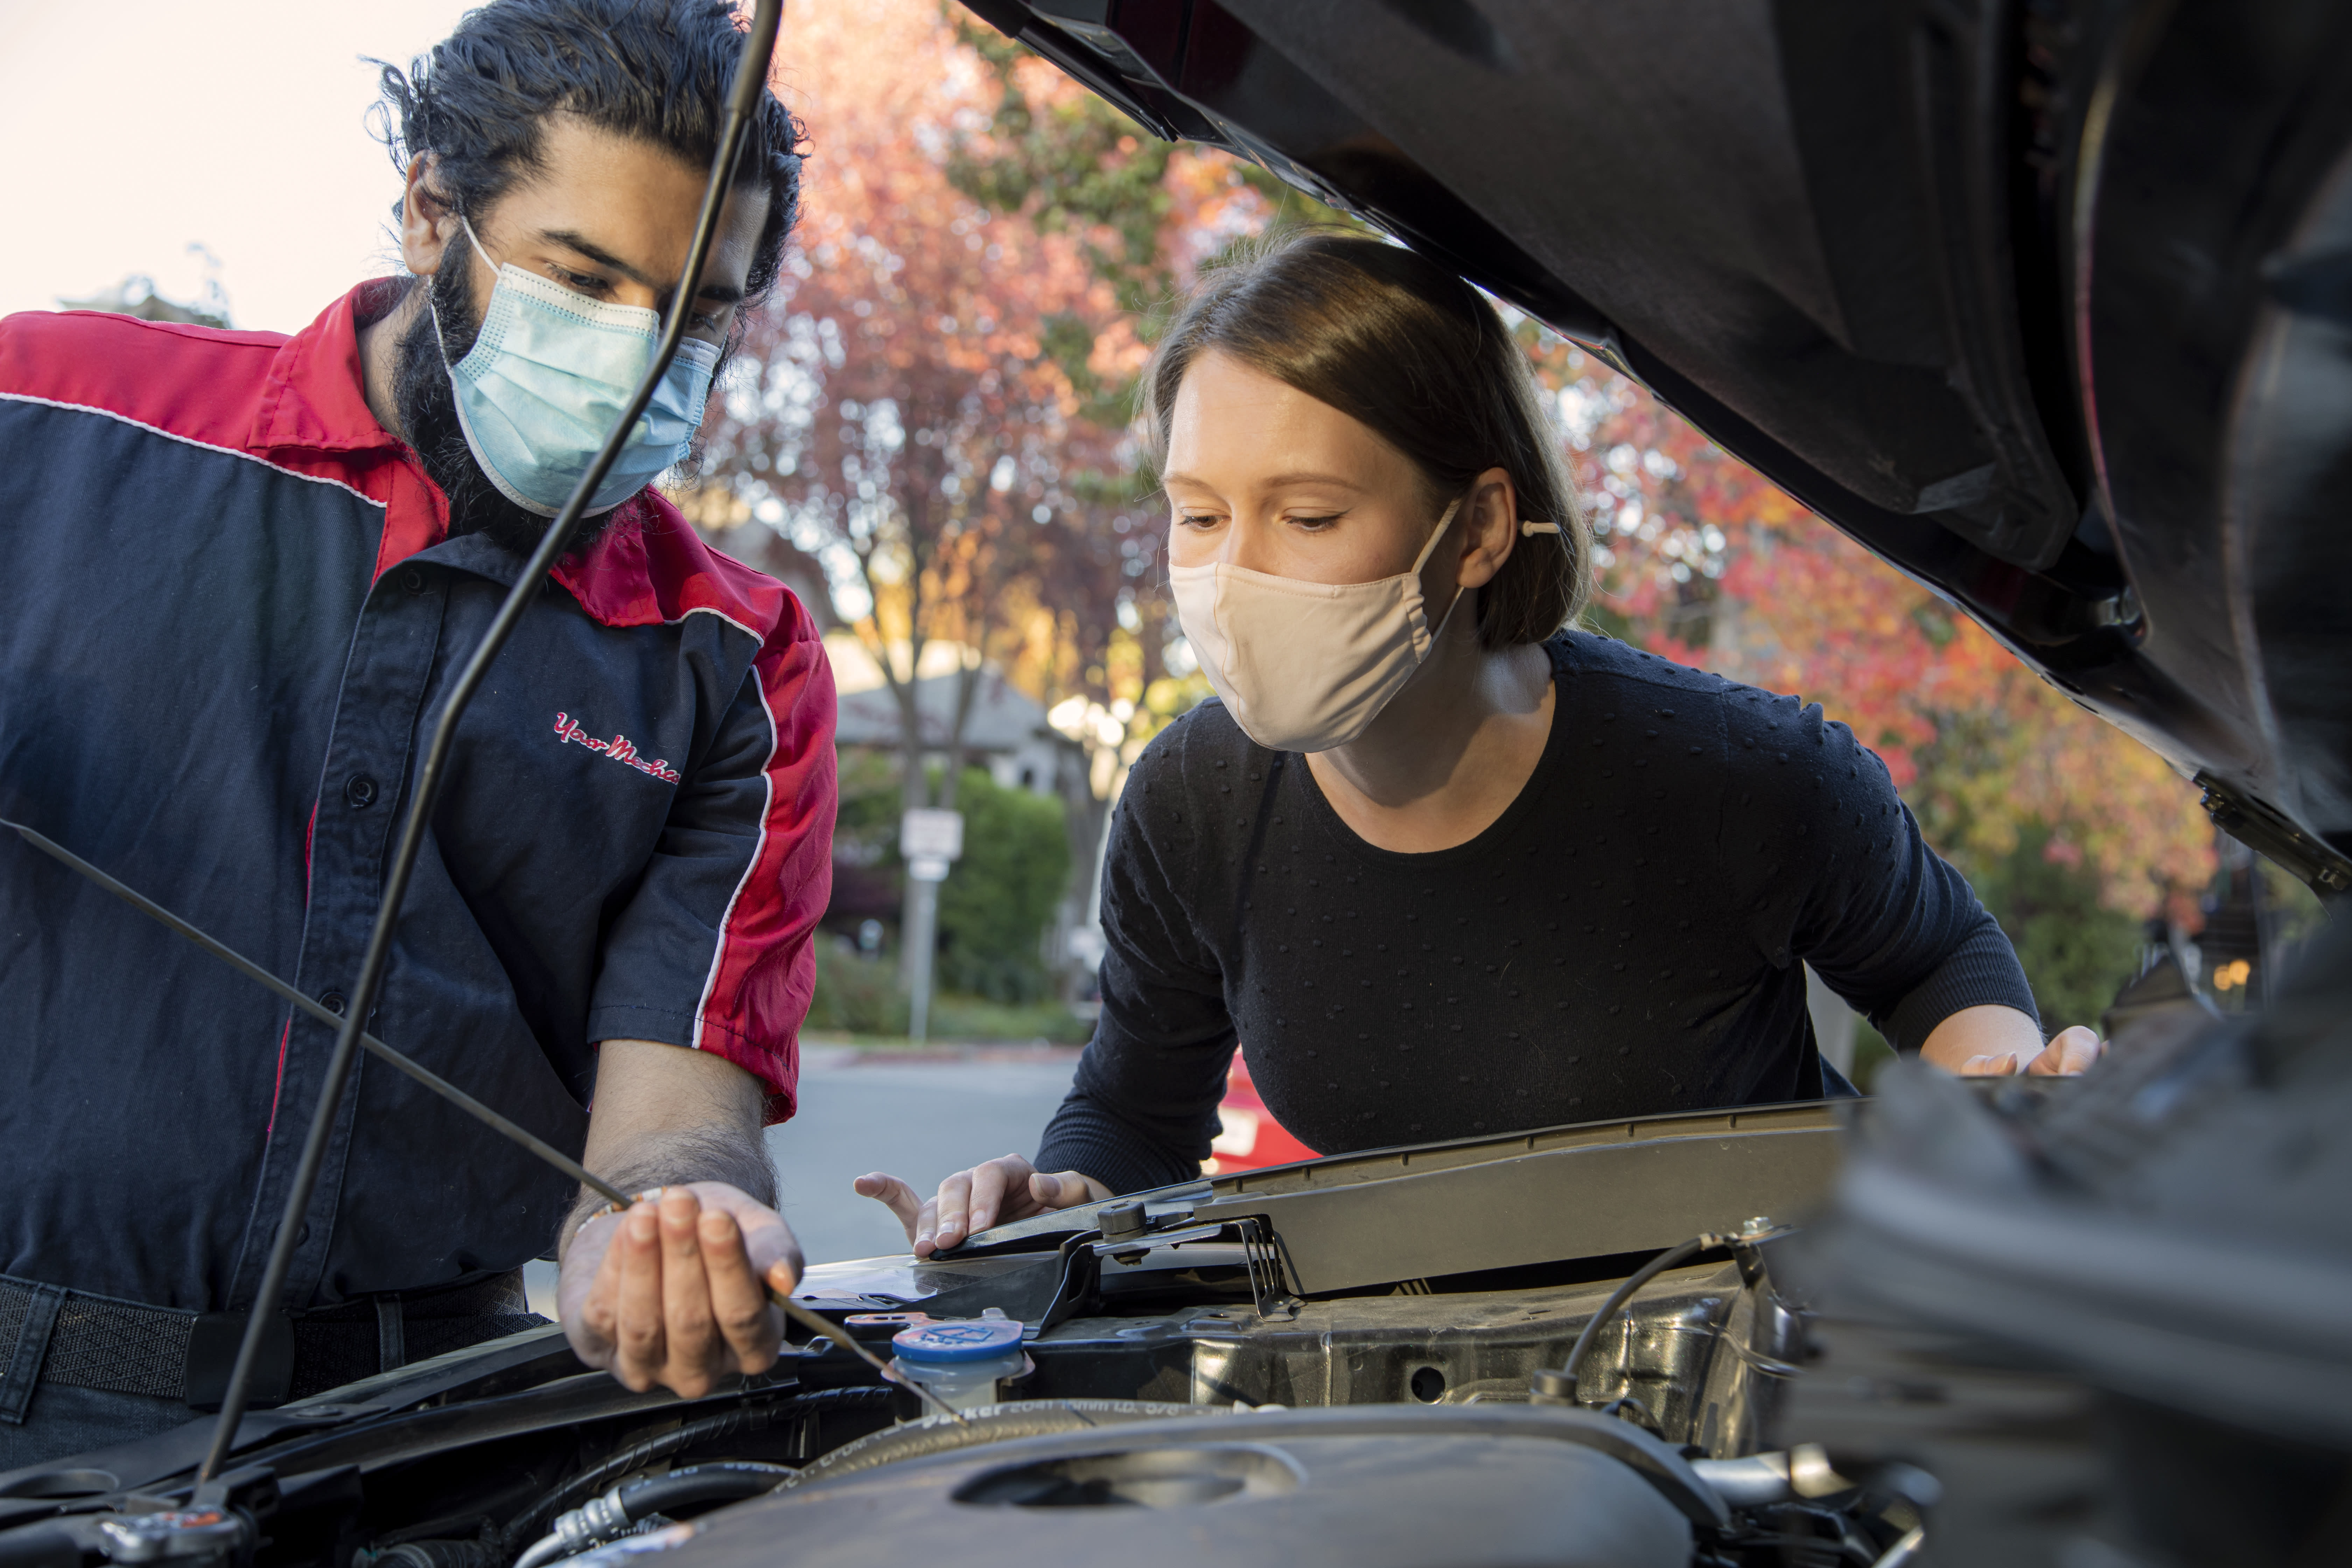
[2197,774,2352,897]
[1085,1210,1301,1322]
[1233,1217,1301,1322]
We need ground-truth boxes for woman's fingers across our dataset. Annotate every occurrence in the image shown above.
[863,1158,1087,1262]
[1951,1028,2105,1079]
[922,1170,969,1260]
[929,1156,1038,1252]
[1029,1170,1099,1210]
[854,1172,925,1243]
[1956,1052,2021,1077]
[965,1155,1039,1237]
[2028,1026,2106,1076]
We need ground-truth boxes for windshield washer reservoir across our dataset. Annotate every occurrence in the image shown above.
[890,1318,1028,1411]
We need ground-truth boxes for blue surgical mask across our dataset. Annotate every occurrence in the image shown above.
[436,217,722,518]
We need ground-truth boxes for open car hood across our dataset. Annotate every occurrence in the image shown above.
[961,0,2352,891]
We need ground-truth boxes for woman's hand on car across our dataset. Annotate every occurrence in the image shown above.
[1953,1022,2106,1077]
[856,1156,1113,1258]
[1921,1006,2106,1077]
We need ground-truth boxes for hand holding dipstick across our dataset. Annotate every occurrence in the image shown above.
[566,1183,968,1425]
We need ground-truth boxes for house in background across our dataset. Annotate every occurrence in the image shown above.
[825,637,1076,799]
[824,636,1096,994]
[676,504,1097,991]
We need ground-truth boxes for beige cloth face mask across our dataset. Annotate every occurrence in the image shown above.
[1171,498,1562,754]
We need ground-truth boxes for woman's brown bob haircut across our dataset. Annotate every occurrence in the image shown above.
[1142,231,1589,647]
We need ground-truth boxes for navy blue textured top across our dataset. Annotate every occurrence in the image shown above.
[1037,632,2034,1195]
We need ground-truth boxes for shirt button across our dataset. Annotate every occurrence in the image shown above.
[320,991,347,1015]
[401,566,427,594]
[344,774,378,809]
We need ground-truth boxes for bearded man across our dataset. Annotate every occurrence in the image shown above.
[0,0,833,1466]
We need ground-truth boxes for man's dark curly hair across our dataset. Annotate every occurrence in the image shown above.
[373,0,805,311]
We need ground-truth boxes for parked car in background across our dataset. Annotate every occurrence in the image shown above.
[1204,1054,1319,1175]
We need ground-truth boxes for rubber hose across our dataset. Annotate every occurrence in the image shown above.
[1558,1236,1713,1401]
[783,1400,1229,1492]
[503,1386,893,1558]
[512,1467,791,1568]
[612,1465,787,1522]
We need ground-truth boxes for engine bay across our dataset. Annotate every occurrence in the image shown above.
[0,1101,1940,1568]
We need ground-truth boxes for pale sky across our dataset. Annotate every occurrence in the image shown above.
[0,0,478,334]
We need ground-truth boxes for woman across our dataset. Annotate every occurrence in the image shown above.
[859,233,2099,1256]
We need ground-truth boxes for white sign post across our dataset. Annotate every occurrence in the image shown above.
[899,809,964,1042]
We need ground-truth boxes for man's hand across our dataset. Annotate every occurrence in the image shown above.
[564,1039,797,1400]
[855,1155,1109,1258]
[560,1182,802,1397]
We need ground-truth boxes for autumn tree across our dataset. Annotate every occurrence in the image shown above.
[942,20,1232,796]
[698,0,1139,829]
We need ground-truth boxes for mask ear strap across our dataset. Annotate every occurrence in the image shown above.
[1410,498,1465,574]
[457,214,501,275]
[1520,521,1562,536]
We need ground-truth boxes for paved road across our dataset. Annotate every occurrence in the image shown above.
[770,1050,1079,1266]
[523,1050,1076,1316]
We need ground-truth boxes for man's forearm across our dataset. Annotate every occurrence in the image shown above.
[562,1038,777,1259]
[561,1122,778,1257]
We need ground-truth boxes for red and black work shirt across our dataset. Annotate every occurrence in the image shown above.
[0,282,835,1315]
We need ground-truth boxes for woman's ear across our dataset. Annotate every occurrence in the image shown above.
[1452,467,1521,590]
[398,155,457,280]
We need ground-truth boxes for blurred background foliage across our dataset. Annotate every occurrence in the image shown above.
[936,767,1071,1003]
[805,762,1073,1031]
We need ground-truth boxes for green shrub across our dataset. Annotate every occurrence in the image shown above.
[936,767,1071,1004]
[806,946,906,1035]
[1965,822,2143,1034]
[803,946,1090,1043]
[926,993,1094,1044]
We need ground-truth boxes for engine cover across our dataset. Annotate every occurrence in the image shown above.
[665,1407,1698,1568]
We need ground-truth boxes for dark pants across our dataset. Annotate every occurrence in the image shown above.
[0,1273,547,1476]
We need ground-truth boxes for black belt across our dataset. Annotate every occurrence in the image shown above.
[0,1273,548,1421]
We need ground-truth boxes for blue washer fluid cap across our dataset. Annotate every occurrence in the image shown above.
[891,1318,1025,1363]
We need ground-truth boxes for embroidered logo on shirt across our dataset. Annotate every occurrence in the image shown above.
[554,712,682,783]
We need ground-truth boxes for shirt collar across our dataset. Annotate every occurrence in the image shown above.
[248,279,411,457]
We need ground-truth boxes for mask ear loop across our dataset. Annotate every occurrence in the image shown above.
[428,215,504,375]
[1411,498,1475,645]
[456,214,503,275]
[1414,504,1563,644]
[1409,498,1465,574]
